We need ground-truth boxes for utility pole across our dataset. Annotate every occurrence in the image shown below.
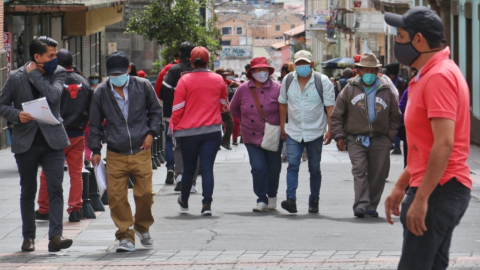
[304,0,307,49]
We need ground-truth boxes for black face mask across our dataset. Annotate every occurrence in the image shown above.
[394,41,441,67]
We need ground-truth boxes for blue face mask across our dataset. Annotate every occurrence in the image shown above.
[296,65,312,77]
[110,73,128,87]
[362,73,377,85]
[41,58,58,75]
[91,79,99,85]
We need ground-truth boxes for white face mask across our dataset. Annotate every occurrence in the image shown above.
[251,71,269,83]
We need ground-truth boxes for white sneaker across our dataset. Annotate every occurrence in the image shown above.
[134,229,155,248]
[190,185,197,193]
[174,174,182,192]
[252,202,269,212]
[116,239,135,252]
[268,197,277,210]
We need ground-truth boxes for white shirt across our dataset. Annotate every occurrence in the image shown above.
[278,71,335,143]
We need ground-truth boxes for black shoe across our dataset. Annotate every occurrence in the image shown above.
[232,141,238,146]
[35,210,49,222]
[281,198,297,213]
[391,149,402,155]
[165,169,174,185]
[221,143,232,150]
[354,207,366,218]
[69,211,81,222]
[174,180,182,192]
[308,199,319,213]
[178,196,189,211]
[240,137,243,144]
[201,203,212,216]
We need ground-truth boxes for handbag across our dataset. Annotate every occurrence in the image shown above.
[250,89,280,152]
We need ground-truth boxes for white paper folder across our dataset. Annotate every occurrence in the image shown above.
[21,97,60,125]
[94,161,107,198]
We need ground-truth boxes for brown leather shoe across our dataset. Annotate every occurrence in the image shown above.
[21,238,35,252]
[48,235,73,252]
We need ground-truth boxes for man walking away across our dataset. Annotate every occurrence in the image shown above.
[385,62,408,155]
[215,68,237,150]
[160,42,198,191]
[331,53,401,218]
[384,7,472,270]
[0,36,73,252]
[279,50,335,214]
[337,68,353,98]
[36,49,93,223]
[89,51,162,252]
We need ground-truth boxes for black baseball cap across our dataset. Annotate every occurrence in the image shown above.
[57,49,72,68]
[385,6,444,42]
[106,51,129,75]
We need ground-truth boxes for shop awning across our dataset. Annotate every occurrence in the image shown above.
[321,57,355,69]
[64,5,123,36]
[6,0,124,36]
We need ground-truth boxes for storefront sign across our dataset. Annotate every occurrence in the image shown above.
[108,42,117,56]
[3,33,12,75]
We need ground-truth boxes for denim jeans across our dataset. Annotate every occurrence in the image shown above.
[394,136,401,150]
[15,141,65,240]
[245,143,283,204]
[398,178,471,270]
[286,135,323,201]
[179,131,221,204]
[164,120,174,170]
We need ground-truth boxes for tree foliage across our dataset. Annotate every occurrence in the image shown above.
[126,0,221,66]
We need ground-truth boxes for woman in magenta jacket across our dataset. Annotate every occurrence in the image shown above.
[230,57,282,212]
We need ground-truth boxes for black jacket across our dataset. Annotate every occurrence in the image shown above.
[61,71,92,129]
[160,60,193,118]
[88,76,162,155]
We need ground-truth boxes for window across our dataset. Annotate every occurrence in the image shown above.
[466,18,472,106]
[236,27,243,35]
[222,27,233,35]
[291,24,295,29]
[221,40,231,46]
[275,25,281,31]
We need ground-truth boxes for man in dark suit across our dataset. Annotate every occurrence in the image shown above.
[0,36,73,252]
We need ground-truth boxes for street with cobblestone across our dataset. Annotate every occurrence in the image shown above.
[1,143,480,269]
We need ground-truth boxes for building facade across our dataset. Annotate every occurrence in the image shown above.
[105,0,161,77]
[0,0,9,149]
[373,0,480,145]
[1,0,122,149]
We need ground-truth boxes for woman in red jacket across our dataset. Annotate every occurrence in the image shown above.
[170,47,227,216]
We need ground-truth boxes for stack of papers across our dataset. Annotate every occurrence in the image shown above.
[94,161,107,197]
[21,97,60,125]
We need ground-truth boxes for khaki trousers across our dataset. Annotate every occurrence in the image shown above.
[106,150,155,243]
[346,135,391,211]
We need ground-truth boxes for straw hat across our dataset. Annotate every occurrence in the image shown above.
[355,53,382,68]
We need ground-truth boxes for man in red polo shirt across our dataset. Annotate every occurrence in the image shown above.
[384,7,472,270]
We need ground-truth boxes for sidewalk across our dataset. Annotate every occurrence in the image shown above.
[0,143,479,269]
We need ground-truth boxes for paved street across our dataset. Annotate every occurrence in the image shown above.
[0,143,480,269]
